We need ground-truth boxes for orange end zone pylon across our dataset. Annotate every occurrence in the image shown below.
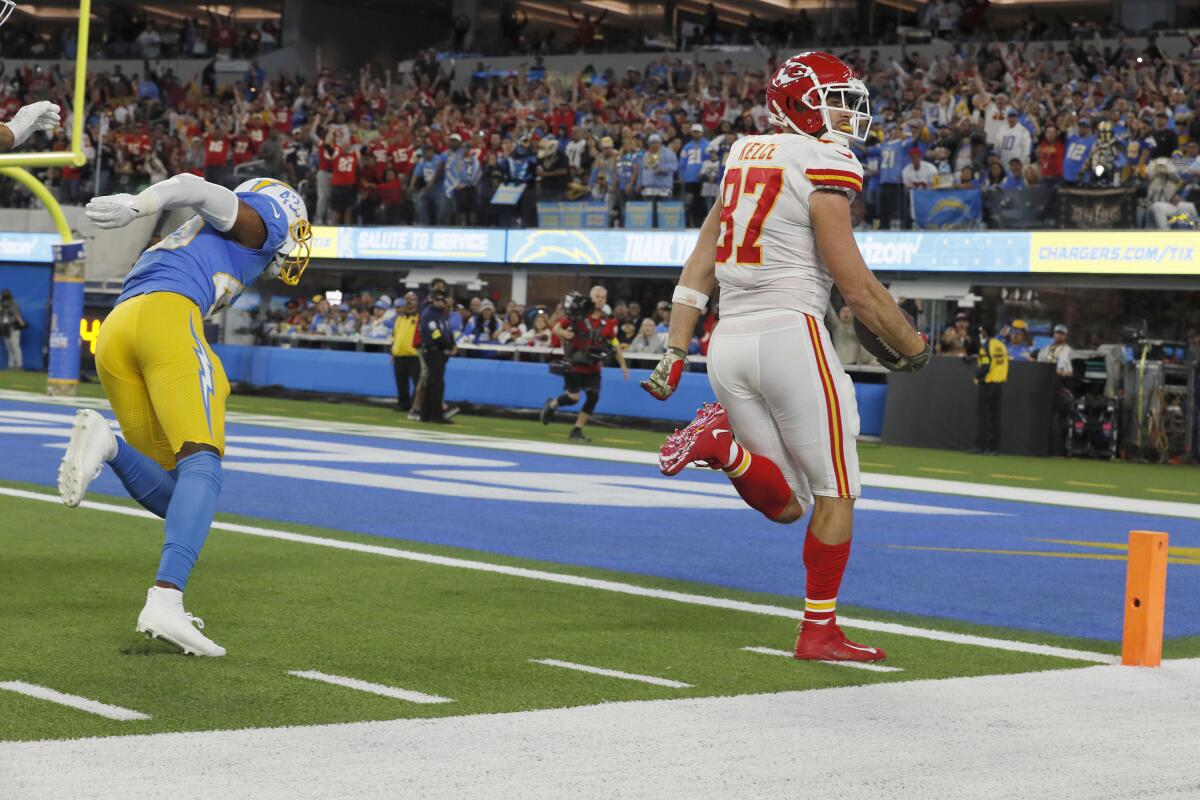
[1122,530,1169,667]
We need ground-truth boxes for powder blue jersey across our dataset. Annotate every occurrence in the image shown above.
[1062,134,1095,183]
[878,138,908,184]
[679,138,708,183]
[118,191,289,318]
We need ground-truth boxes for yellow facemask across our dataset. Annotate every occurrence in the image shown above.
[277,218,313,286]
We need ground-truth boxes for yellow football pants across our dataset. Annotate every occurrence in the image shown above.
[95,292,230,470]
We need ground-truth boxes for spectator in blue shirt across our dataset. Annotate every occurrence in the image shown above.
[679,123,709,226]
[444,133,482,225]
[877,124,911,229]
[955,166,981,189]
[637,133,678,198]
[616,138,641,199]
[503,136,540,227]
[411,140,448,225]
[503,136,538,184]
[1000,158,1025,190]
[464,301,503,348]
[136,73,160,102]
[1062,118,1096,184]
[1004,320,1035,361]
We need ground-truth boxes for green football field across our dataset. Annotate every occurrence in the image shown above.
[0,370,1197,744]
[0,481,1123,743]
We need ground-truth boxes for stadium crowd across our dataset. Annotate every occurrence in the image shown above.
[5,21,1199,231]
[258,284,714,360]
[0,9,281,61]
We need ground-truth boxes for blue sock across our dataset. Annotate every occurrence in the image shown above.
[157,451,223,590]
[109,438,176,519]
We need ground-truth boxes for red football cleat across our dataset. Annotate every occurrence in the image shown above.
[659,402,733,476]
[794,623,887,662]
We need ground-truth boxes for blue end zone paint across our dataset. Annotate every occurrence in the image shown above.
[213,344,888,436]
[1,398,1195,643]
[0,264,51,371]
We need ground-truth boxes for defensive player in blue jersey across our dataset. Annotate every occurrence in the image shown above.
[57,174,312,656]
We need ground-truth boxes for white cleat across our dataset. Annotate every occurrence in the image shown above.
[135,587,227,657]
[57,409,117,507]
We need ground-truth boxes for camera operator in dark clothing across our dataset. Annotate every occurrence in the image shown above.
[541,291,629,442]
[418,290,457,424]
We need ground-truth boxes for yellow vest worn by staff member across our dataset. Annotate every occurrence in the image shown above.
[391,311,419,357]
[977,336,1009,384]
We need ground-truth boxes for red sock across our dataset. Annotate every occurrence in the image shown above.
[802,528,851,629]
[722,441,794,520]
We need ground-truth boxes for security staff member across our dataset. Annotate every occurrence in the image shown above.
[972,323,1008,455]
[391,291,420,412]
[541,290,629,442]
[418,290,456,424]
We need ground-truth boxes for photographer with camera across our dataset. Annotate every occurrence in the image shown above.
[541,288,629,442]
[0,288,26,370]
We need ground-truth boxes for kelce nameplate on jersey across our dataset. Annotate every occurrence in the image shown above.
[740,143,779,161]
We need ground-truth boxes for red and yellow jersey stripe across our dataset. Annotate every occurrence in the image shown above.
[804,167,863,193]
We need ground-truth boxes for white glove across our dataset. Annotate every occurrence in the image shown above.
[85,193,155,229]
[6,100,61,147]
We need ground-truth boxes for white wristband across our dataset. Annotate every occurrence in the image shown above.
[672,285,709,312]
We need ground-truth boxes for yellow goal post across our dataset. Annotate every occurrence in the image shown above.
[0,0,91,169]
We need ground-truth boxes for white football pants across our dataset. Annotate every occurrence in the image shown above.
[707,310,861,503]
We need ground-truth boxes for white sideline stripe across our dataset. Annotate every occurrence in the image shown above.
[287,670,452,704]
[5,388,1200,519]
[862,472,1200,521]
[741,646,903,673]
[0,486,1119,665]
[0,680,150,721]
[532,659,692,688]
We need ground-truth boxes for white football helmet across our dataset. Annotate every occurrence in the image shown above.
[234,177,313,286]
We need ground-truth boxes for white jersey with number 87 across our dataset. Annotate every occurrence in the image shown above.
[715,133,864,320]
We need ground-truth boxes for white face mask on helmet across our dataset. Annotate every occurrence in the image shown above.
[234,177,313,286]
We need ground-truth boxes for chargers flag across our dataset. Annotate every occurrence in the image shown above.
[912,189,982,230]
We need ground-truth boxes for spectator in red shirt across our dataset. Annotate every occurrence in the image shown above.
[390,138,415,178]
[330,143,359,224]
[568,8,607,52]
[245,117,268,154]
[271,103,291,132]
[230,130,254,167]
[378,167,406,224]
[1037,125,1064,183]
[358,153,381,224]
[203,124,232,185]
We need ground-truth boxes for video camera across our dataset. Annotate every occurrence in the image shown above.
[564,291,595,319]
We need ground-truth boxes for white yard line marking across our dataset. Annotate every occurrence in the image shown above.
[0,486,1119,665]
[1147,488,1197,498]
[287,670,452,704]
[0,680,150,721]
[532,659,691,688]
[740,646,903,673]
[7,388,1196,519]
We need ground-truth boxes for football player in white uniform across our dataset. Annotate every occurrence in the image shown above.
[643,52,931,663]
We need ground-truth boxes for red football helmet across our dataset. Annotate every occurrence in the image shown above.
[766,51,871,142]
